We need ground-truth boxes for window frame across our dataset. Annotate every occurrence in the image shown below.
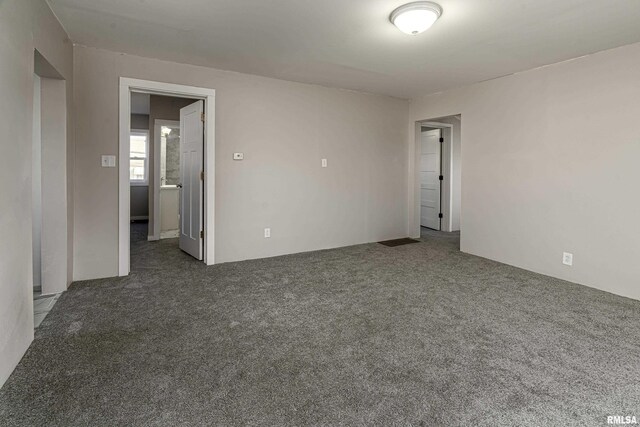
[129,129,149,186]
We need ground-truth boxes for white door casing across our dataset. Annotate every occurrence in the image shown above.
[420,129,441,230]
[119,78,216,275]
[179,100,204,260]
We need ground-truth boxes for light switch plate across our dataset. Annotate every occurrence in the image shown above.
[321,158,328,168]
[233,153,244,160]
[101,155,116,167]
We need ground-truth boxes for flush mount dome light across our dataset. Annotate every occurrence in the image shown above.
[390,1,442,35]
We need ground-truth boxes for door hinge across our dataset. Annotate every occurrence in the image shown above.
[438,213,443,219]
[200,171,204,181]
[439,137,444,143]
[201,112,205,122]
[200,230,204,239]
[439,175,444,181]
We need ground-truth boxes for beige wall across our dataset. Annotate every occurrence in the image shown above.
[73,46,409,279]
[130,113,150,220]
[0,0,73,388]
[130,186,149,219]
[130,113,149,130]
[409,42,640,300]
[40,78,69,295]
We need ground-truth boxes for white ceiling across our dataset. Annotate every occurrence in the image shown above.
[48,0,640,99]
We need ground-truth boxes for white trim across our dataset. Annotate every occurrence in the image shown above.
[415,120,455,234]
[160,230,180,239]
[153,120,180,243]
[119,78,216,276]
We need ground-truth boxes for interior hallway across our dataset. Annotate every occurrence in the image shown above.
[1,228,639,426]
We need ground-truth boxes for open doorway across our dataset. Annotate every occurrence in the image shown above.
[119,78,216,276]
[128,93,204,261]
[413,115,461,247]
[32,50,68,327]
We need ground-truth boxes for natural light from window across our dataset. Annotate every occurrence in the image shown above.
[130,131,148,185]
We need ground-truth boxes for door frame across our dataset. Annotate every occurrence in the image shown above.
[419,127,443,231]
[150,119,180,241]
[119,78,216,275]
[413,120,454,235]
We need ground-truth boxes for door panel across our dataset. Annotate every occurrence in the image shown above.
[179,100,204,260]
[420,129,441,230]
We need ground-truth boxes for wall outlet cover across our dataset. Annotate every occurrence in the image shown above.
[562,252,573,266]
[233,153,244,160]
[264,228,271,238]
[101,155,116,167]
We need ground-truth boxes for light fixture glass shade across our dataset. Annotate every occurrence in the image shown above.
[390,2,442,35]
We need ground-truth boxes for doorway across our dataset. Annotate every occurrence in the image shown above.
[32,50,68,326]
[412,115,461,240]
[119,78,216,276]
[155,119,180,239]
[420,128,442,230]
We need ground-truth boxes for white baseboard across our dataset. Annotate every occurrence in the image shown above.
[160,230,179,239]
[147,235,159,241]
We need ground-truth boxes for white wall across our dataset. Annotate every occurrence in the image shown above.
[73,46,409,280]
[0,0,73,388]
[40,78,68,295]
[409,42,640,300]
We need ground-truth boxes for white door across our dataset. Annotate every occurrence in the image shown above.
[420,129,441,230]
[178,100,204,260]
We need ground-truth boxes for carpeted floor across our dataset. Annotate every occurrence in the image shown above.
[1,224,639,426]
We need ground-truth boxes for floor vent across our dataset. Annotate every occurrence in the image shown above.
[378,238,420,247]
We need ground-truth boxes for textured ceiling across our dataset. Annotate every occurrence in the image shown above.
[48,0,640,98]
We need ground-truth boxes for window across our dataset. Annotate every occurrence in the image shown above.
[129,130,149,185]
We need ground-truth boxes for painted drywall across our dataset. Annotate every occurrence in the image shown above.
[73,46,409,279]
[40,77,68,295]
[130,186,149,219]
[0,0,73,388]
[130,113,149,130]
[130,114,150,220]
[409,42,640,300]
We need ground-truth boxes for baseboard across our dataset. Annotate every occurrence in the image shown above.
[147,235,159,241]
[160,230,179,239]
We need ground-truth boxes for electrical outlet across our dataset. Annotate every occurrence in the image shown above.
[562,252,573,266]
[233,153,244,160]
[321,158,328,168]
[264,228,271,238]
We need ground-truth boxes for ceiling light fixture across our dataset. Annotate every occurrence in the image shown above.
[390,1,442,35]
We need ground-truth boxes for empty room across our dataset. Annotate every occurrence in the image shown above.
[1,1,639,426]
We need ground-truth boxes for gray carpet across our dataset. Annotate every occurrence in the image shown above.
[1,224,639,426]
